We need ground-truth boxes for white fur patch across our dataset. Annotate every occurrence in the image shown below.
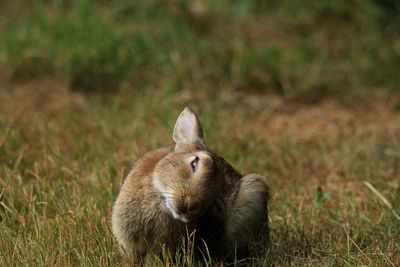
[152,176,189,223]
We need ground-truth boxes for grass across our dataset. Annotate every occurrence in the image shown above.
[0,0,399,96]
[1,82,399,266]
[0,0,400,266]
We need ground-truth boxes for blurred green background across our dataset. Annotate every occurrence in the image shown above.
[1,0,399,97]
[1,1,400,265]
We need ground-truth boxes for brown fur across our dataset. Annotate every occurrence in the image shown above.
[111,108,270,264]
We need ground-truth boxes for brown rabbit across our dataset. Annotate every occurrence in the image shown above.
[111,107,269,264]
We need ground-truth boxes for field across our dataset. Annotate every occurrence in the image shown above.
[0,1,399,266]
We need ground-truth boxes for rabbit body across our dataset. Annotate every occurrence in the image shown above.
[111,108,269,263]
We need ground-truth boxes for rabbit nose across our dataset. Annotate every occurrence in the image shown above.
[177,203,188,214]
[176,197,200,214]
[187,200,200,212]
[176,197,189,214]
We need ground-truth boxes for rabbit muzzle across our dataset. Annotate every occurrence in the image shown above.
[160,188,203,223]
[173,192,204,223]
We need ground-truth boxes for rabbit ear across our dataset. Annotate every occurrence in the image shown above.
[173,107,205,148]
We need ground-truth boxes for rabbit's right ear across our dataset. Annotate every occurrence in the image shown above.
[173,107,205,149]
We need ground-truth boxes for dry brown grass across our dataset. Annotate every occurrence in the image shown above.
[1,78,399,266]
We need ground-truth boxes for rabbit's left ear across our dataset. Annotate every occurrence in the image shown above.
[173,107,205,148]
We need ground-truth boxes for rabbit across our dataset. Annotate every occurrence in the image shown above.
[111,107,270,264]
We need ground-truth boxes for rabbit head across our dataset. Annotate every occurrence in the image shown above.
[152,107,223,223]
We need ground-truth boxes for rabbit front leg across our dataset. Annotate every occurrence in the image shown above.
[223,174,270,258]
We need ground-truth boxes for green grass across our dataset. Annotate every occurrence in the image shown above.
[0,0,400,266]
[1,86,399,265]
[0,0,399,95]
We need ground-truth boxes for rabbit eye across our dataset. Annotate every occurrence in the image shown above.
[190,156,200,172]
